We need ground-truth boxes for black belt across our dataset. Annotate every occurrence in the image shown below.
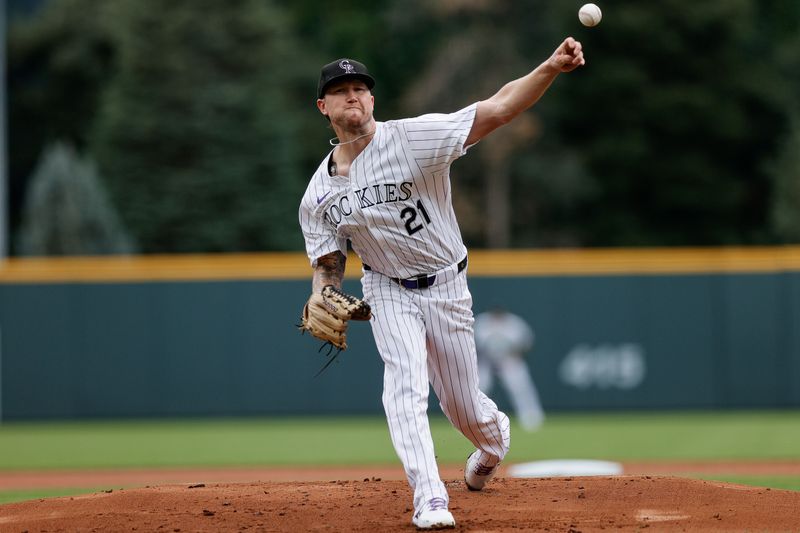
[363,257,467,290]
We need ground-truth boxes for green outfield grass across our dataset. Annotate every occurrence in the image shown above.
[0,488,106,505]
[695,476,800,491]
[2,410,799,468]
[1,410,799,503]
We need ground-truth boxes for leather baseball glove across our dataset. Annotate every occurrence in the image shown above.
[299,285,372,352]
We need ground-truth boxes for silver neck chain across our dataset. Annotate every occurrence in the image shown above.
[329,129,375,147]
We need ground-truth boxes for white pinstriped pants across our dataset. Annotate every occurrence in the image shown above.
[362,264,511,512]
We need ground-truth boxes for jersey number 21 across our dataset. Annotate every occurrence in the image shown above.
[400,200,432,235]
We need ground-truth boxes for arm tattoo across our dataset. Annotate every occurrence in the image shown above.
[312,251,346,293]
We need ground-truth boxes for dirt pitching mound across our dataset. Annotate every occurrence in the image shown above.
[2,476,799,532]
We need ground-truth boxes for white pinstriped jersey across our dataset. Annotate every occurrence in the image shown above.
[299,103,478,279]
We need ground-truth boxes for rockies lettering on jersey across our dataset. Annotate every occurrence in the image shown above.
[299,103,478,278]
[323,182,414,227]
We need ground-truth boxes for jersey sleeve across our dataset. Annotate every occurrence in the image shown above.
[298,188,347,267]
[400,102,478,171]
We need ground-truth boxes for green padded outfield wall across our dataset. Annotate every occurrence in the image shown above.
[0,248,798,419]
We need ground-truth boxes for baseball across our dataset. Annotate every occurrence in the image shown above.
[579,3,602,27]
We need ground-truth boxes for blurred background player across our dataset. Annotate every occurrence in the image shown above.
[474,307,545,431]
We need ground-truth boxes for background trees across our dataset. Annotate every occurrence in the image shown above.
[6,0,800,253]
[17,142,136,255]
[90,0,314,252]
[545,0,796,246]
[7,0,116,243]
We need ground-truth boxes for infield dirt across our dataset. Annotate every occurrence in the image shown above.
[1,465,799,532]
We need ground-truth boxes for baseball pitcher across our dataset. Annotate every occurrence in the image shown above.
[299,39,585,530]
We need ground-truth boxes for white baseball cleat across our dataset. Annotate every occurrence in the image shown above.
[464,450,499,491]
[412,497,456,530]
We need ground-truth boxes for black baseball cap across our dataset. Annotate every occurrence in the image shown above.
[317,58,375,99]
